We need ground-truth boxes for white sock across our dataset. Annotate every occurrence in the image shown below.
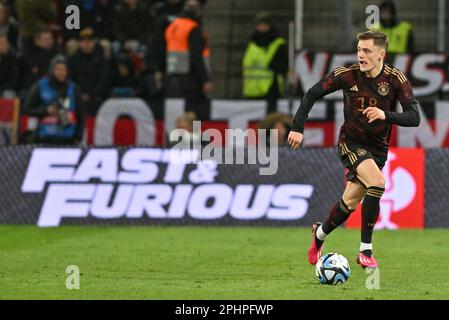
[360,242,373,252]
[316,225,328,241]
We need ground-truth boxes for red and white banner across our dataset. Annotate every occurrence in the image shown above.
[17,98,449,148]
[0,98,19,144]
[346,148,425,229]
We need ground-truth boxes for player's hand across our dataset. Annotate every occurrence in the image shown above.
[363,107,385,123]
[288,131,303,150]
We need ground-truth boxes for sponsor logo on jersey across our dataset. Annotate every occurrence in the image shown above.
[356,148,367,157]
[350,85,359,92]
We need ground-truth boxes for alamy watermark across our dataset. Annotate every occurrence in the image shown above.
[65,5,80,30]
[365,5,380,29]
[169,121,280,176]
[365,267,380,290]
[66,265,80,290]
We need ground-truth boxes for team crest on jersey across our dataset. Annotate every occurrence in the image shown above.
[377,82,389,96]
[356,148,367,157]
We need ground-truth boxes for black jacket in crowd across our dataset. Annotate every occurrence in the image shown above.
[19,45,57,90]
[187,15,211,86]
[68,44,111,100]
[0,18,19,49]
[0,48,20,94]
[114,1,152,42]
[112,55,139,90]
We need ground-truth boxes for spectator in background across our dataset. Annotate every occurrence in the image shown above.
[62,0,114,58]
[113,0,151,54]
[0,34,19,97]
[2,0,17,19]
[24,55,84,144]
[0,2,19,49]
[20,28,57,93]
[164,0,212,120]
[16,0,57,53]
[242,12,288,114]
[143,0,185,98]
[376,0,414,54]
[111,53,139,97]
[142,0,184,97]
[151,0,185,19]
[68,27,111,116]
[257,112,292,147]
[169,111,200,148]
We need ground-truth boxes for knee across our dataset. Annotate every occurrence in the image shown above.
[368,175,385,189]
[345,200,357,211]
[341,198,358,212]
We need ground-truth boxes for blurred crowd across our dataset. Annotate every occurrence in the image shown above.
[0,0,293,146]
[0,0,416,147]
[0,0,207,107]
[0,0,215,144]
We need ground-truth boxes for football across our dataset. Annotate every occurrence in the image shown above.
[315,253,351,285]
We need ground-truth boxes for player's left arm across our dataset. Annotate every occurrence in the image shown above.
[385,78,421,127]
[363,78,421,126]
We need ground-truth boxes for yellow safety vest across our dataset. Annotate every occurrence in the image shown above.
[378,21,412,54]
[242,37,286,97]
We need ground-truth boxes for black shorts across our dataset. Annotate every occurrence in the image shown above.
[337,141,387,183]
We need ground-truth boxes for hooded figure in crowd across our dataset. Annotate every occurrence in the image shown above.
[24,55,84,144]
[242,12,288,113]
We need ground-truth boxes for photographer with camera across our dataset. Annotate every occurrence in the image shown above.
[24,55,84,144]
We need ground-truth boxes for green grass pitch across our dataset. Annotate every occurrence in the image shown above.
[0,226,448,299]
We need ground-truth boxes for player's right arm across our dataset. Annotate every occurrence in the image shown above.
[288,69,344,149]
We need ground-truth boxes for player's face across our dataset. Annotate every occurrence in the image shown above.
[357,40,385,73]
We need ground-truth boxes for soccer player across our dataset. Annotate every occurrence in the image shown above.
[288,30,420,268]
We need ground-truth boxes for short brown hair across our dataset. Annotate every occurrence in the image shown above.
[357,30,388,50]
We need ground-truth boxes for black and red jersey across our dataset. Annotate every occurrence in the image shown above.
[292,63,420,157]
